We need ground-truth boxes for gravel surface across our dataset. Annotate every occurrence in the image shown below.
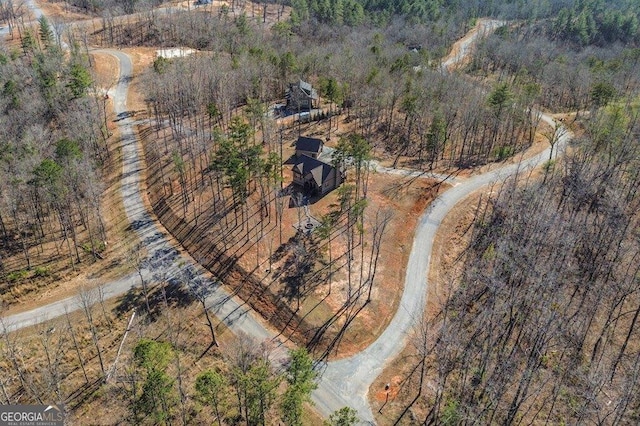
[1,12,572,425]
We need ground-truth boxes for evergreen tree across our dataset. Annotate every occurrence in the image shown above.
[326,407,358,426]
[21,30,37,55]
[132,339,176,424]
[38,16,54,48]
[67,62,92,98]
[280,348,318,426]
[195,370,228,426]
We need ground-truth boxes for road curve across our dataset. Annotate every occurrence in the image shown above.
[2,10,572,425]
[441,19,506,71]
[311,112,571,422]
[104,50,289,359]
[1,50,288,365]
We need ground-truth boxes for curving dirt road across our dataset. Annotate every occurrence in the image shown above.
[441,19,506,71]
[311,112,571,422]
[2,11,572,425]
[1,50,289,367]
[311,21,572,423]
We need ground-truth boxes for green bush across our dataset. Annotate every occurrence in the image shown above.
[81,240,106,253]
[493,145,514,161]
[34,266,50,277]
[7,269,29,282]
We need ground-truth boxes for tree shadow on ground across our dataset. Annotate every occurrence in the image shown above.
[113,282,195,322]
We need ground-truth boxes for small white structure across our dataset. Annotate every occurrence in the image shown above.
[156,48,196,59]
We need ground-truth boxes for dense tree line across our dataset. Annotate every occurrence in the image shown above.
[40,0,640,30]
[472,22,640,113]
[0,19,109,289]
[59,0,163,15]
[287,0,640,34]
[551,0,639,46]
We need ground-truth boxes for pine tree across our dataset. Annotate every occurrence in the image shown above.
[67,62,92,98]
[195,370,227,426]
[280,348,318,426]
[38,16,54,48]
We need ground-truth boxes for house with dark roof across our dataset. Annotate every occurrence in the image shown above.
[292,155,344,196]
[286,80,319,111]
[295,136,323,159]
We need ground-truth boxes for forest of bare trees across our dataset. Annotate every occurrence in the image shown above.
[472,22,640,113]
[140,86,397,356]
[0,280,330,425]
[101,10,542,169]
[1,0,639,423]
[0,17,109,298]
[393,99,640,424]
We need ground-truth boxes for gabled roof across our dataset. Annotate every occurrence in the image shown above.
[299,80,312,92]
[295,136,323,154]
[293,155,334,188]
[289,80,319,100]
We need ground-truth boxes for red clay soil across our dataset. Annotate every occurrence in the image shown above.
[138,113,446,357]
[141,132,334,350]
